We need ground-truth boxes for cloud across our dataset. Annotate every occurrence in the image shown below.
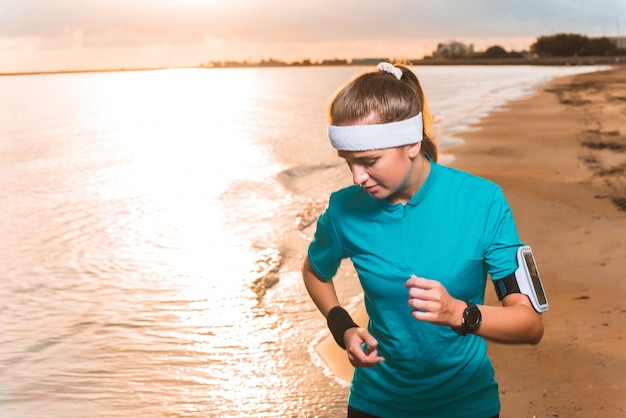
[1,0,624,50]
[0,0,624,72]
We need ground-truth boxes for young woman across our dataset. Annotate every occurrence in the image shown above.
[302,63,545,418]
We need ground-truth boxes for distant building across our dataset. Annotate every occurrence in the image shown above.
[351,58,390,65]
[434,41,474,58]
[321,59,348,65]
[607,36,626,49]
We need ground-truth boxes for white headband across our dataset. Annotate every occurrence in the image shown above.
[328,113,423,151]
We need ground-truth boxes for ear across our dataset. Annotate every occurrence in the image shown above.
[407,142,422,158]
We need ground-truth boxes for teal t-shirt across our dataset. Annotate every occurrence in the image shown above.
[308,162,522,418]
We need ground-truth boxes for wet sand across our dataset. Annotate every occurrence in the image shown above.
[315,65,626,417]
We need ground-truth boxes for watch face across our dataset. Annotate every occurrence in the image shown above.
[464,305,481,329]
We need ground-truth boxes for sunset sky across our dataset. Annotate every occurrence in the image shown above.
[1,0,625,73]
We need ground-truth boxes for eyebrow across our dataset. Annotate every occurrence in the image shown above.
[337,151,379,159]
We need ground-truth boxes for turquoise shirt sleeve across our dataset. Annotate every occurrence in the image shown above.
[307,205,345,280]
[483,185,522,279]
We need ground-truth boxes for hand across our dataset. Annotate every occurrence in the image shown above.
[404,274,465,327]
[343,327,385,368]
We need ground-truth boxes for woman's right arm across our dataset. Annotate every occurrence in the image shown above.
[301,255,341,316]
[302,256,384,367]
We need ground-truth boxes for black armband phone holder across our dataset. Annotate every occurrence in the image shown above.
[493,246,549,313]
[327,306,358,350]
[494,273,520,300]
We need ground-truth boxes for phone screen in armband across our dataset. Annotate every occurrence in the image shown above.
[515,246,549,312]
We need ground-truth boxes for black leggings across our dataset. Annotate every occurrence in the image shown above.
[348,405,499,418]
[347,406,379,418]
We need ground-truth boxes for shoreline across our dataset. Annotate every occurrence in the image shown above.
[314,65,626,416]
[2,58,622,77]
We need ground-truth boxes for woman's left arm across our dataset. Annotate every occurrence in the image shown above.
[471,293,544,344]
[406,275,544,344]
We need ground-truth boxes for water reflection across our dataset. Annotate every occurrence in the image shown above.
[0,68,352,417]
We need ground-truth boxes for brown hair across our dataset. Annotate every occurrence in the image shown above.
[328,64,438,162]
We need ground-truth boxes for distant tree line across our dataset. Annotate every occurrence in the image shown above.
[531,33,625,57]
[203,33,626,68]
[482,45,521,58]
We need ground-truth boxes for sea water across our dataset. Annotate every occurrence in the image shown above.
[0,64,605,417]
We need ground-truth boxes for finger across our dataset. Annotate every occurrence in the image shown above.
[366,347,384,360]
[348,341,385,367]
[404,274,421,288]
[361,334,379,349]
[362,355,385,366]
[353,328,379,348]
[410,309,436,321]
[407,286,430,299]
[361,342,373,354]
[351,351,385,367]
[408,295,438,310]
[405,275,434,289]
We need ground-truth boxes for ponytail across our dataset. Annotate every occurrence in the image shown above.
[397,65,438,162]
[420,98,438,162]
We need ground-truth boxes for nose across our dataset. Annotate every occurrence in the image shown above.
[352,165,369,186]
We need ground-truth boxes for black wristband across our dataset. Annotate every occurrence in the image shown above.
[327,306,358,349]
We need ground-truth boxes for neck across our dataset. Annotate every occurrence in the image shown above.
[387,154,431,205]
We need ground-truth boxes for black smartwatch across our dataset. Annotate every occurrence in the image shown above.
[452,301,482,335]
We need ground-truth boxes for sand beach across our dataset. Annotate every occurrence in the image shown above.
[316,65,626,417]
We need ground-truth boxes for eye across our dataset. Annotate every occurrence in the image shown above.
[362,159,377,167]
[342,156,377,170]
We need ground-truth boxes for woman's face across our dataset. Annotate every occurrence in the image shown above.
[338,144,420,204]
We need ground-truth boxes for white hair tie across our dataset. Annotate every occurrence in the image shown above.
[377,62,402,80]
